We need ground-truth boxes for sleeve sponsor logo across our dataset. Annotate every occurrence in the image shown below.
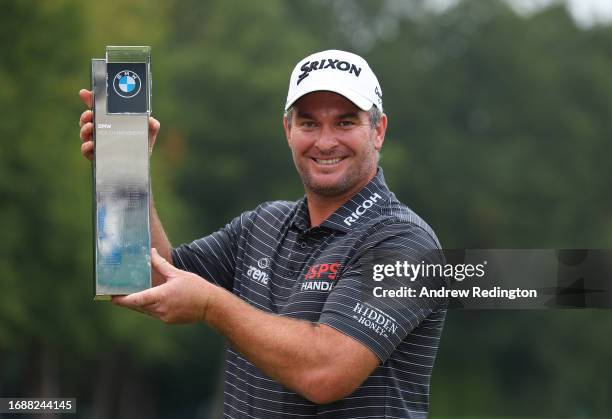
[297,58,362,85]
[352,302,399,338]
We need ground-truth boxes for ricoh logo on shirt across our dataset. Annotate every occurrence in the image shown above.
[247,263,269,285]
[352,302,398,338]
[343,193,382,227]
[301,263,340,291]
[297,58,362,85]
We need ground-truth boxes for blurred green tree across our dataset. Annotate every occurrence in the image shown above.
[2,0,612,417]
[0,1,215,417]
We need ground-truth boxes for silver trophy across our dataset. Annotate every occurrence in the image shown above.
[92,46,151,300]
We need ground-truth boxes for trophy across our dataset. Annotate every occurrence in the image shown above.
[92,46,152,300]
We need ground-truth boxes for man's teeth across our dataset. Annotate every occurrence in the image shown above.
[315,158,342,165]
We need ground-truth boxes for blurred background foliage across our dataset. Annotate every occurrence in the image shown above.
[1,0,611,417]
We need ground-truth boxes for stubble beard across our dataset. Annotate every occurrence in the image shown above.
[294,140,378,198]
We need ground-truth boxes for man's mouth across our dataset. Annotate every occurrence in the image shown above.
[312,157,345,165]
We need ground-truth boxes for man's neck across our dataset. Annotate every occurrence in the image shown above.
[306,171,377,227]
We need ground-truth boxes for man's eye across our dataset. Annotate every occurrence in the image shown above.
[301,121,316,128]
[338,120,355,127]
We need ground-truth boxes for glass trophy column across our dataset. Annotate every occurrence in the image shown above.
[92,46,152,300]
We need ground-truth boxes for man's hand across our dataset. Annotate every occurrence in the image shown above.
[112,248,378,403]
[78,89,161,161]
[112,248,213,324]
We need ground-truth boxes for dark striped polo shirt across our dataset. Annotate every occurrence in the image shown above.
[172,168,447,419]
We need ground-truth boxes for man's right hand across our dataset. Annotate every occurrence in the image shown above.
[78,89,161,161]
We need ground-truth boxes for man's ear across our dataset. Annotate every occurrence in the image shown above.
[373,113,388,151]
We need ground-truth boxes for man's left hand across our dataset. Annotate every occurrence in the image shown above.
[112,248,212,324]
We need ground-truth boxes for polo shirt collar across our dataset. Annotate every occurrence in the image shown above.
[291,197,311,233]
[291,167,392,234]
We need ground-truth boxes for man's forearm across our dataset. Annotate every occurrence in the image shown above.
[113,251,379,403]
[205,285,322,389]
[150,194,172,286]
[204,285,339,403]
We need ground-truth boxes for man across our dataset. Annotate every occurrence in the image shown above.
[79,49,446,418]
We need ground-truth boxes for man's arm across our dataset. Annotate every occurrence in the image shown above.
[149,195,172,286]
[113,249,380,405]
[79,89,170,286]
[206,283,379,404]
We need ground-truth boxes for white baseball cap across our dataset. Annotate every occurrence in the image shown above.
[285,49,383,112]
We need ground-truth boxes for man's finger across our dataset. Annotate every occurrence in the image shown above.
[112,288,159,308]
[79,89,93,109]
[149,117,160,135]
[80,122,93,141]
[151,247,177,277]
[80,110,92,128]
[81,141,94,161]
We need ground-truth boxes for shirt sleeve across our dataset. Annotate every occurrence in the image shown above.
[171,211,252,291]
[318,222,447,363]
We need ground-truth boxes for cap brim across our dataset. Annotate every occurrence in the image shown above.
[285,83,374,111]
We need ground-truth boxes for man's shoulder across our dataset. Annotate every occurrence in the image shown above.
[343,196,444,266]
[234,199,300,230]
[388,194,440,245]
[251,199,299,219]
[356,192,442,251]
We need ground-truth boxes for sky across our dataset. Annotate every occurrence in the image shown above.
[428,0,612,27]
[514,0,612,26]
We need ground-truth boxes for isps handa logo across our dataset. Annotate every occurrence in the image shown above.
[301,263,341,291]
[113,70,141,98]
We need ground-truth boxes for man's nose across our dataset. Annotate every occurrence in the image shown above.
[314,124,338,151]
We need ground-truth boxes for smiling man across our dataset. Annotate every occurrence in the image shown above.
[79,49,447,418]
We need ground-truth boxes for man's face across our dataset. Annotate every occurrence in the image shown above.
[283,91,387,199]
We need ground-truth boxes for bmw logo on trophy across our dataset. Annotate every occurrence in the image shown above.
[91,46,152,300]
[113,70,142,98]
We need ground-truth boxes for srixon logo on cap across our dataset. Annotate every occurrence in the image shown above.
[298,58,362,85]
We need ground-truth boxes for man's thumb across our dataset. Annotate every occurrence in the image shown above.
[151,248,177,277]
